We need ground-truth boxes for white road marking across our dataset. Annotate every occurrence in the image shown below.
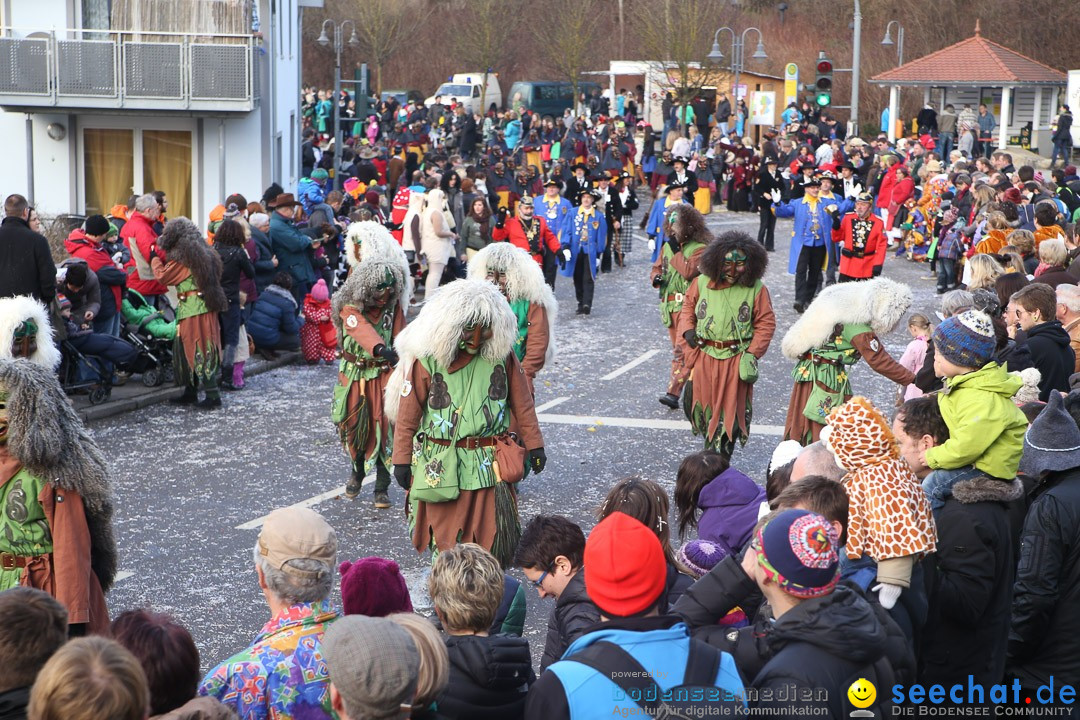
[534,396,570,413]
[236,482,357,530]
[601,349,663,380]
[538,412,785,435]
[113,570,135,583]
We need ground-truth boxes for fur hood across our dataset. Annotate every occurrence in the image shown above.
[665,203,710,246]
[384,279,517,422]
[700,230,766,286]
[0,359,117,590]
[782,277,912,360]
[331,258,407,337]
[466,243,558,365]
[157,217,228,313]
[952,476,1025,505]
[0,296,61,369]
[343,221,414,306]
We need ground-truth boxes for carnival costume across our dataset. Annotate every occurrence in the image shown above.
[0,297,116,633]
[151,217,228,407]
[781,277,916,444]
[677,232,776,458]
[386,280,545,568]
[652,203,710,408]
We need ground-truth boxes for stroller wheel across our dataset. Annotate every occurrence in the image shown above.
[163,364,176,384]
[89,386,110,405]
[142,367,163,387]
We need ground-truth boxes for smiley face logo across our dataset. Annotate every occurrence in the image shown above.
[848,678,876,710]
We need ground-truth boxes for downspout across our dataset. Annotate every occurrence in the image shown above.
[25,115,34,206]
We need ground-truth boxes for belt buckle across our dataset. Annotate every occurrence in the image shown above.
[674,292,684,302]
[0,553,16,570]
[463,437,480,450]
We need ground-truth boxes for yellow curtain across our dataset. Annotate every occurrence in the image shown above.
[142,130,192,220]
[84,129,134,215]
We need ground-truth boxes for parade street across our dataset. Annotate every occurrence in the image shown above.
[97,211,939,669]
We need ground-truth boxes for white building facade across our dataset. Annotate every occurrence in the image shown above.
[0,0,306,225]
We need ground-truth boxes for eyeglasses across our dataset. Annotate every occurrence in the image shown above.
[531,563,554,588]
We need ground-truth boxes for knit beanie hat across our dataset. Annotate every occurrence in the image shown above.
[677,539,729,579]
[339,557,414,617]
[585,512,667,617]
[312,168,329,181]
[932,309,996,369]
[311,278,329,302]
[1019,391,1080,476]
[755,509,840,599]
[84,214,110,237]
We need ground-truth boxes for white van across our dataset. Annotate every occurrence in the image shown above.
[425,73,503,115]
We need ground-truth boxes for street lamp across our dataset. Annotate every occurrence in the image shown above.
[882,20,905,66]
[319,18,359,191]
[708,26,767,110]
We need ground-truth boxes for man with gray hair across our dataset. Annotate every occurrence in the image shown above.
[199,507,339,719]
[1056,284,1080,373]
[790,441,846,483]
[120,193,167,303]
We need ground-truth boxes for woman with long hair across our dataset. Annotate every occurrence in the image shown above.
[965,253,1005,291]
[461,196,492,261]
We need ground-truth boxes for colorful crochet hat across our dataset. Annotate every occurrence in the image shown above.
[677,539,730,579]
[755,509,839,599]
[932,309,996,369]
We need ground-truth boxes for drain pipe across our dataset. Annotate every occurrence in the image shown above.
[25,115,34,206]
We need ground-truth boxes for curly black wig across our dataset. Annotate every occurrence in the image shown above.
[699,230,768,287]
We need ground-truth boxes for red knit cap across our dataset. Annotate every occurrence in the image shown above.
[584,512,667,617]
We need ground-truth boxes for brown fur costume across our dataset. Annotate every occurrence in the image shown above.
[157,217,228,313]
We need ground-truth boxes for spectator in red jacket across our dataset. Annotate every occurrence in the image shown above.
[830,192,886,281]
[120,194,167,302]
[887,166,915,231]
[64,215,128,336]
[492,196,560,288]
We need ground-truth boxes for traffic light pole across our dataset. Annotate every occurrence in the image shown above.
[850,0,861,136]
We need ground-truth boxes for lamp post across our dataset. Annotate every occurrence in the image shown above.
[318,19,359,191]
[850,0,861,137]
[707,27,767,114]
[882,20,904,66]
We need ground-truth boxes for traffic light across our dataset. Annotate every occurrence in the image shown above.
[815,53,833,108]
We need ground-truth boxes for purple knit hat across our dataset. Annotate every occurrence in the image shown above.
[339,557,413,617]
[677,539,730,579]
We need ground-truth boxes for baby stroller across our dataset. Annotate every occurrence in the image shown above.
[58,339,113,405]
[121,289,177,387]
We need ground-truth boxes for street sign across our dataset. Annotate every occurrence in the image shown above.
[784,63,799,107]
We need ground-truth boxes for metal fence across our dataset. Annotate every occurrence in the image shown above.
[0,29,258,111]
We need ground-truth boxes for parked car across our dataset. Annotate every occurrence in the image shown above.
[506,81,602,119]
[425,73,503,115]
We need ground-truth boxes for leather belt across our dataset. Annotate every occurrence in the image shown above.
[341,351,389,369]
[427,434,502,449]
[665,292,685,303]
[800,352,844,368]
[0,552,45,570]
[700,338,742,351]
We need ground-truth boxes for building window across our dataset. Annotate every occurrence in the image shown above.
[84,128,134,216]
[142,130,192,220]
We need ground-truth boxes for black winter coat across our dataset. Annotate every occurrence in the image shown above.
[540,570,601,672]
[920,476,1025,689]
[1008,468,1080,689]
[436,634,535,720]
[215,245,255,303]
[1023,321,1074,400]
[0,216,56,304]
[751,586,902,717]
[753,168,786,206]
[250,227,277,294]
[674,555,914,687]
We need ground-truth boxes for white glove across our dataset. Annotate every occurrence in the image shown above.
[781,168,791,180]
[854,183,863,196]
[648,239,656,252]
[770,189,782,204]
[595,257,601,271]
[872,583,903,610]
[562,248,572,262]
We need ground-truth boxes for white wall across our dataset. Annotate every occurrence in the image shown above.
[6,0,69,30]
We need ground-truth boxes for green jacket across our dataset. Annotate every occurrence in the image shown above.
[925,362,1027,479]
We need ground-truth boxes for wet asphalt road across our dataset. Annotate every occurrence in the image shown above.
[93,207,941,671]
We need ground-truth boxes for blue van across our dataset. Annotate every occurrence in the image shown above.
[507,81,602,118]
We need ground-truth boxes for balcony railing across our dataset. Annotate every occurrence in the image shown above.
[0,28,260,112]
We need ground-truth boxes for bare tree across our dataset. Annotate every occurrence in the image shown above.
[347,0,429,93]
[533,0,602,113]
[452,0,521,111]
